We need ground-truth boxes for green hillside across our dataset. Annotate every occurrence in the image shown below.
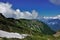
[0,13,59,40]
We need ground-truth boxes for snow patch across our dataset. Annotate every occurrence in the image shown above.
[0,30,29,39]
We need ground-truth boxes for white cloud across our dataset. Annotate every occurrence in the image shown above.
[32,10,38,19]
[0,2,12,13]
[43,15,60,19]
[49,0,60,5]
[48,22,56,25]
[0,2,38,19]
[0,30,29,39]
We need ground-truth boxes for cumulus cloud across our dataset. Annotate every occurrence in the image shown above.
[0,2,38,19]
[32,10,38,19]
[49,0,60,5]
[0,30,29,39]
[43,15,60,19]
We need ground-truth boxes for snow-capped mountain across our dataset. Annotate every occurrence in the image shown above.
[40,15,60,31]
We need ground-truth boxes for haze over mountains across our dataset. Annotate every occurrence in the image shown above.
[40,15,60,31]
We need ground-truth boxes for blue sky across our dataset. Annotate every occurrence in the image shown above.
[0,0,60,16]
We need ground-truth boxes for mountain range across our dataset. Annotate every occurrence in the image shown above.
[40,16,60,31]
[0,13,60,40]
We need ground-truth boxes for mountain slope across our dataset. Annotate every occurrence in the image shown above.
[0,13,56,40]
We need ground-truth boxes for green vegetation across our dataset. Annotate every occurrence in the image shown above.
[0,13,60,40]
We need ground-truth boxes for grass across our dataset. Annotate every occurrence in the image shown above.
[0,14,57,40]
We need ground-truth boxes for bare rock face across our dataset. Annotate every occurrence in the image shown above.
[53,32,60,37]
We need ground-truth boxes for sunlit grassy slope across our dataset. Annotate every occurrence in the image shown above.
[0,13,60,40]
